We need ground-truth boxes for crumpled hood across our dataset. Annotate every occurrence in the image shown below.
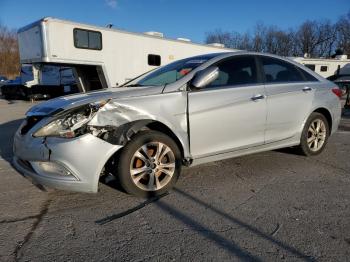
[26,86,164,116]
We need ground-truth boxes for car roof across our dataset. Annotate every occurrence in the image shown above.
[163,51,325,93]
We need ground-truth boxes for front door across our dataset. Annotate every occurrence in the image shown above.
[188,55,267,159]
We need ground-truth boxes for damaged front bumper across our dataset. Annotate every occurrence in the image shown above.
[13,131,122,193]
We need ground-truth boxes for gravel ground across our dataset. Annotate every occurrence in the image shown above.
[0,98,349,262]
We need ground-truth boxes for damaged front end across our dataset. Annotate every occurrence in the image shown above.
[12,99,139,193]
[31,99,153,146]
[32,100,111,139]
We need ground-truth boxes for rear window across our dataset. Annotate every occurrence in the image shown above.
[261,56,305,83]
[73,28,102,50]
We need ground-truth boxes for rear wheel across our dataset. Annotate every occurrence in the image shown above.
[298,112,329,156]
[117,130,182,197]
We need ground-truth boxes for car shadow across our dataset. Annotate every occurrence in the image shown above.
[96,187,314,261]
[0,94,19,104]
[0,119,23,164]
[163,188,313,261]
[99,173,126,193]
[274,147,304,156]
[341,108,350,119]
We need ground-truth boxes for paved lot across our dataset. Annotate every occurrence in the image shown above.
[0,98,349,261]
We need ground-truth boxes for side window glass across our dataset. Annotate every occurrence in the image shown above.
[300,70,319,82]
[74,28,102,50]
[74,29,89,48]
[320,66,328,72]
[261,57,304,83]
[89,31,102,49]
[148,54,161,66]
[207,56,258,88]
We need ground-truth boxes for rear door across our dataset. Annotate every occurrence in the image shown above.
[188,55,267,158]
[259,56,316,143]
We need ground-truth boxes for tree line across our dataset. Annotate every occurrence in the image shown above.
[0,24,20,79]
[206,11,350,58]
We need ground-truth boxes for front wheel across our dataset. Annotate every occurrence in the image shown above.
[117,130,182,197]
[298,112,330,156]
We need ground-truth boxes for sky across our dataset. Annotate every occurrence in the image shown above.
[0,0,349,43]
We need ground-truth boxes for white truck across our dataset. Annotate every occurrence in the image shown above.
[17,17,236,96]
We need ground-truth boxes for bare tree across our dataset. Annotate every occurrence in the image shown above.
[252,22,266,52]
[205,10,350,58]
[205,29,235,48]
[296,20,321,57]
[336,11,350,56]
[263,26,295,56]
[205,29,253,51]
[0,24,20,79]
[315,20,337,57]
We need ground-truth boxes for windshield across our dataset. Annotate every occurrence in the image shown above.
[124,54,219,87]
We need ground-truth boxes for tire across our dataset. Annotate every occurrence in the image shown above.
[117,130,182,197]
[298,112,330,156]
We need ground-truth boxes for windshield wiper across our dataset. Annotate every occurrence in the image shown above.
[125,84,143,87]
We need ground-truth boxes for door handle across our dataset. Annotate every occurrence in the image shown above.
[302,86,312,92]
[251,94,265,101]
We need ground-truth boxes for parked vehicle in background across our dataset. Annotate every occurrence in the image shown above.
[1,65,77,100]
[0,76,8,94]
[17,17,237,97]
[1,77,24,99]
[292,55,350,79]
[13,52,342,197]
[332,64,350,98]
[0,76,8,86]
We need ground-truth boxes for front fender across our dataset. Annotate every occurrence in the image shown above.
[88,98,190,158]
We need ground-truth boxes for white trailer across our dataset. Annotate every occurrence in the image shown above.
[18,17,236,94]
[291,55,350,79]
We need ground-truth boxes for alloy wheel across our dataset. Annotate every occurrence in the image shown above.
[307,119,327,152]
[129,142,175,191]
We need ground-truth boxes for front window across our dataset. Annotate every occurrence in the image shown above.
[206,56,259,88]
[124,54,217,87]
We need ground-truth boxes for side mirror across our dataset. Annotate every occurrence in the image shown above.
[191,66,219,89]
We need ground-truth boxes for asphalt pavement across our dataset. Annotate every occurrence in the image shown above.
[0,98,349,261]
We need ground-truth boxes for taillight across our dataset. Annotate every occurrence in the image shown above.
[332,87,342,98]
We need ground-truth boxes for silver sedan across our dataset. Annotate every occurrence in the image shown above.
[13,52,342,197]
